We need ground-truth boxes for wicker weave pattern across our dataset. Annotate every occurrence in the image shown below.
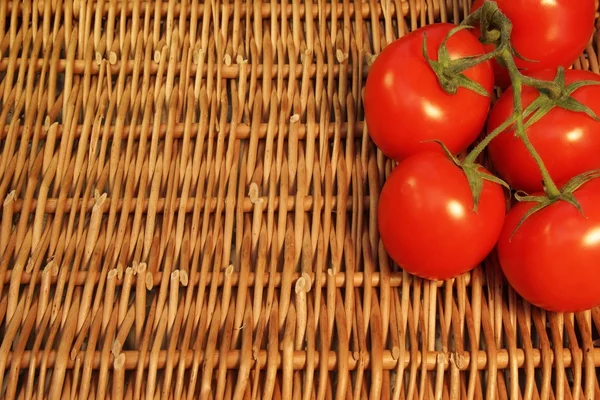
[0,0,599,398]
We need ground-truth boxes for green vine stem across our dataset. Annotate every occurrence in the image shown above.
[463,97,543,165]
[496,47,563,197]
[414,0,600,231]
[417,0,600,214]
[454,0,600,201]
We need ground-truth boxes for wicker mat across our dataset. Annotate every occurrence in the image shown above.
[0,0,599,398]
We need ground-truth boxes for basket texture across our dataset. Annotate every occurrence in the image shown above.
[1,0,600,398]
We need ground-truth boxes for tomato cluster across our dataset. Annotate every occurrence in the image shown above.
[365,0,600,313]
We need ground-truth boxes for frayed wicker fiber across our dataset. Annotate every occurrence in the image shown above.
[0,0,599,398]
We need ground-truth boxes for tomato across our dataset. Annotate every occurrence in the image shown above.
[486,69,600,194]
[364,23,494,161]
[497,178,600,312]
[471,0,595,87]
[378,152,506,280]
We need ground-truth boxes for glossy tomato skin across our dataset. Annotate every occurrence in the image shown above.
[472,0,595,86]
[487,69,600,194]
[364,23,494,161]
[498,179,600,312]
[378,152,506,280]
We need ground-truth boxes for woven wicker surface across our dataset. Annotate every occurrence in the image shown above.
[1,0,600,398]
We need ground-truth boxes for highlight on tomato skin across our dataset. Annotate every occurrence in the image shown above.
[377,151,506,281]
[486,69,600,194]
[365,0,600,315]
[364,23,494,162]
[471,0,596,87]
[497,178,600,313]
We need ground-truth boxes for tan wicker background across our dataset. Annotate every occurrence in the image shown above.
[0,0,600,398]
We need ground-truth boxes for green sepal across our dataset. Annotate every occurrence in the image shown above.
[511,45,538,64]
[552,77,600,121]
[509,169,600,239]
[453,73,490,97]
[421,139,510,212]
[462,165,484,213]
[560,192,585,216]
[523,104,553,129]
[422,29,491,98]
[461,164,510,213]
[438,25,475,62]
[422,33,435,70]
[510,198,556,240]
[561,169,600,193]
[565,79,600,95]
[513,190,545,203]
[515,75,600,136]
[421,139,461,166]
[521,96,557,130]
[480,171,510,191]
[555,96,600,121]
[553,67,566,87]
[527,68,600,121]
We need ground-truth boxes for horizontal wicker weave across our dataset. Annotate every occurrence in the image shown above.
[1,0,600,398]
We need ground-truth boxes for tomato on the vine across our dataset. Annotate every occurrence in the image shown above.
[486,69,600,194]
[497,178,600,312]
[364,23,494,161]
[471,0,595,87]
[378,152,506,280]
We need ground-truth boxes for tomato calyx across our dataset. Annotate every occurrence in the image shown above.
[534,68,600,119]
[510,170,600,239]
[461,163,510,213]
[422,26,494,97]
[428,139,509,212]
[458,65,600,208]
[499,68,600,137]
[494,50,600,199]
[483,67,600,198]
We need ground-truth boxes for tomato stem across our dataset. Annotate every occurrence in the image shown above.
[433,0,600,202]
[463,113,516,165]
[458,1,566,198]
[498,47,562,198]
[463,95,548,165]
[520,74,562,99]
[444,50,500,77]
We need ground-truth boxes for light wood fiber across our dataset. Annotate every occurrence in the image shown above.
[0,0,599,398]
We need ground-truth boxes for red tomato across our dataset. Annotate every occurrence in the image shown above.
[378,152,506,280]
[497,178,600,312]
[487,69,600,194]
[471,0,595,87]
[364,23,494,161]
